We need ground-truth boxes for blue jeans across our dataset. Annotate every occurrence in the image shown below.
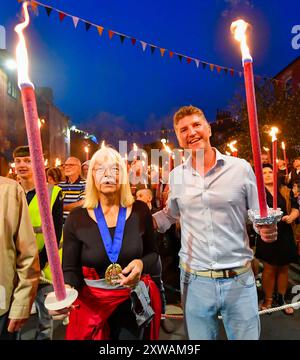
[180,269,260,340]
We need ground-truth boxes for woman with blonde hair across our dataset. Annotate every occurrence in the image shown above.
[50,146,160,339]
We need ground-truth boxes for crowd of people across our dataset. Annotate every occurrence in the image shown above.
[1,105,300,340]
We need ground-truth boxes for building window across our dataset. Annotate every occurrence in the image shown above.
[285,77,293,97]
[7,78,17,99]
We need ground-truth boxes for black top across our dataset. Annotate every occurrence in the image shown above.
[63,200,159,289]
[255,188,298,266]
[26,188,63,269]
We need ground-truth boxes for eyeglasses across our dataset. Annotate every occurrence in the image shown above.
[64,163,79,168]
[93,166,119,176]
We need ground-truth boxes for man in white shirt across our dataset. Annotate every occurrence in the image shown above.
[153,105,277,340]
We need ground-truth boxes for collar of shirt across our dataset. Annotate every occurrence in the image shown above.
[182,148,226,175]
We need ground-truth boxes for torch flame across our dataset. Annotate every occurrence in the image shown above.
[101,140,105,149]
[269,127,278,142]
[163,143,172,154]
[133,143,138,152]
[263,146,270,152]
[230,19,252,62]
[55,158,61,167]
[281,141,285,150]
[15,2,34,88]
[227,140,238,153]
[84,146,89,154]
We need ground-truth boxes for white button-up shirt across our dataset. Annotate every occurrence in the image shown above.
[153,149,259,271]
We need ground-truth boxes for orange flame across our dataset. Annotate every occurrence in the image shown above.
[230,19,252,62]
[133,143,138,152]
[55,158,61,167]
[14,2,33,88]
[227,140,238,153]
[263,146,270,152]
[269,127,278,142]
[84,146,89,154]
[281,141,285,150]
[163,143,172,154]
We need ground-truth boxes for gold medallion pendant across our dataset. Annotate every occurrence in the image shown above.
[105,263,122,285]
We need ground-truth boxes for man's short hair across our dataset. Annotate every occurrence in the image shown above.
[173,105,206,128]
[13,146,30,159]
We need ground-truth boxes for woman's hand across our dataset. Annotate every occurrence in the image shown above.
[257,224,277,243]
[48,307,71,321]
[118,259,143,287]
[282,215,293,224]
[47,284,74,320]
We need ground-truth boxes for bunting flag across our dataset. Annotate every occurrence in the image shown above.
[160,48,166,57]
[97,26,104,36]
[85,22,91,31]
[140,41,147,52]
[108,30,115,39]
[72,16,79,28]
[58,12,66,22]
[44,6,52,16]
[21,0,283,86]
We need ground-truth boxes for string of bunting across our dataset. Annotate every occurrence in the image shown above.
[18,0,283,85]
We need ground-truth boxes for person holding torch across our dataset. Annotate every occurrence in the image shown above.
[153,105,277,340]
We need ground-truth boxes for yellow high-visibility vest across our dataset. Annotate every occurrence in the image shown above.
[28,184,62,280]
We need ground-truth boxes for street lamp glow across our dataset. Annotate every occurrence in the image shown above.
[5,59,17,70]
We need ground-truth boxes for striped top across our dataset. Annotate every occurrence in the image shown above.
[58,177,86,223]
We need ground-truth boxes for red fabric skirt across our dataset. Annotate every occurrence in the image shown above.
[65,267,161,340]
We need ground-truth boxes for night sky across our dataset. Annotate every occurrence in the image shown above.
[1,0,300,142]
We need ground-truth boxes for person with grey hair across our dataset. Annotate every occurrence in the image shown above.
[58,157,86,223]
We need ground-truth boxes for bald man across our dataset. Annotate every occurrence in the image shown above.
[58,157,86,222]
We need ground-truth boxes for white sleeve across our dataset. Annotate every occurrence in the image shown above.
[153,177,180,233]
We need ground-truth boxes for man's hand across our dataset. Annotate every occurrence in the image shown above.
[152,216,158,230]
[118,259,143,287]
[7,318,27,333]
[257,224,277,243]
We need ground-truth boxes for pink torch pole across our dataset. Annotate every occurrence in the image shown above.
[231,20,268,218]
[270,127,279,209]
[282,142,288,176]
[15,2,77,309]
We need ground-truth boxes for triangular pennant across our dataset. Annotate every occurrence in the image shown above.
[186,57,192,64]
[202,62,207,69]
[72,16,80,28]
[194,59,200,68]
[216,66,221,73]
[160,48,166,57]
[150,45,156,54]
[45,6,52,17]
[97,26,104,36]
[229,69,234,77]
[140,41,147,51]
[210,64,214,72]
[85,22,91,31]
[178,55,183,62]
[169,51,174,58]
[131,38,137,46]
[31,1,38,11]
[119,35,125,44]
[224,68,228,75]
[59,12,66,22]
[108,30,115,39]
